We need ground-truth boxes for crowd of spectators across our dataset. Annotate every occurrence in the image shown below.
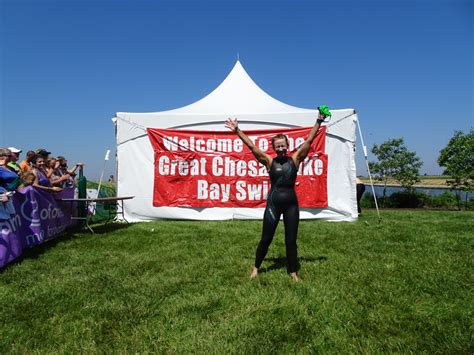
[0,147,84,202]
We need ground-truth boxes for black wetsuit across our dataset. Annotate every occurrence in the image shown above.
[255,156,299,273]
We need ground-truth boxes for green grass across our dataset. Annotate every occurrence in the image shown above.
[1,211,472,353]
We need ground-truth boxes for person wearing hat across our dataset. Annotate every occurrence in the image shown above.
[35,148,51,159]
[7,147,22,174]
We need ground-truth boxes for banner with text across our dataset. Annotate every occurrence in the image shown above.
[147,126,328,208]
[0,187,75,269]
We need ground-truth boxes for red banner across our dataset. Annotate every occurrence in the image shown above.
[147,126,327,208]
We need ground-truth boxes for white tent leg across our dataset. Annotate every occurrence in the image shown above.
[356,116,381,221]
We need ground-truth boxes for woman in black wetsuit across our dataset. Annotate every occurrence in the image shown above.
[225,113,325,281]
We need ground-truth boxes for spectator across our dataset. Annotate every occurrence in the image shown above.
[49,157,71,187]
[0,187,16,221]
[19,150,36,172]
[56,156,83,188]
[0,189,12,203]
[0,148,20,191]
[356,177,366,215]
[46,157,58,179]
[19,171,36,189]
[7,147,22,174]
[35,148,51,160]
[31,155,61,192]
[108,175,115,184]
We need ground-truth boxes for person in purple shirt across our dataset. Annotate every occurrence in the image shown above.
[0,148,20,191]
[31,155,62,193]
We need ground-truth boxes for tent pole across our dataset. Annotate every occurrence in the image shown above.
[112,116,119,198]
[96,149,110,199]
[356,115,381,221]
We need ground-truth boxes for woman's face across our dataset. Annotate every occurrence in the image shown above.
[35,157,46,168]
[49,159,56,168]
[273,138,288,156]
[0,156,8,166]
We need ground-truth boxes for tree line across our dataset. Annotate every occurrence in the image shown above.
[368,128,473,209]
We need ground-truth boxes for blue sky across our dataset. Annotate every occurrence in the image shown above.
[1,0,472,179]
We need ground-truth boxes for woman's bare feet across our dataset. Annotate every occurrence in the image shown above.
[290,272,299,282]
[250,267,259,279]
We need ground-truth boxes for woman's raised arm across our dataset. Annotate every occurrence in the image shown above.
[292,113,325,166]
[225,118,272,170]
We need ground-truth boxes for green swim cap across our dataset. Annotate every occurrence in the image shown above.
[318,105,332,118]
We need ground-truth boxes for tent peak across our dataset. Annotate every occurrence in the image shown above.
[154,60,313,115]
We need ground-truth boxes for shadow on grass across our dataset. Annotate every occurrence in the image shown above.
[84,221,133,235]
[260,255,328,274]
[1,222,133,272]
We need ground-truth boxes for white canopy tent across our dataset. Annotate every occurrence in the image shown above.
[113,61,359,221]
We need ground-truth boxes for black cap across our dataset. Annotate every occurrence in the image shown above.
[36,148,51,156]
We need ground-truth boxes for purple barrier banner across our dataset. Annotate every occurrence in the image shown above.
[0,186,75,268]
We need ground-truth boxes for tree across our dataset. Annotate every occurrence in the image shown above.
[438,128,474,210]
[369,138,423,204]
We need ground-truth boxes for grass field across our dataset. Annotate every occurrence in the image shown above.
[1,211,472,353]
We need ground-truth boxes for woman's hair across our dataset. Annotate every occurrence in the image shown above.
[271,134,289,149]
[0,148,11,157]
[48,158,57,168]
[20,171,36,187]
[31,155,45,165]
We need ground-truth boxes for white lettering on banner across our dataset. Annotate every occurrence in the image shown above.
[294,137,305,150]
[235,181,269,201]
[314,159,324,175]
[161,134,308,155]
[26,231,44,246]
[197,180,230,202]
[249,136,305,152]
[158,155,324,178]
[163,136,244,153]
[236,160,247,177]
[158,156,207,176]
[2,214,22,234]
[163,136,179,151]
[298,157,324,176]
[39,205,64,220]
[248,136,270,152]
[212,157,268,177]
[189,159,206,175]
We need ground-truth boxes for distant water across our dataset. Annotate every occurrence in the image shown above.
[365,185,473,200]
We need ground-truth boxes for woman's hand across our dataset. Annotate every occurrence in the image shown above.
[225,118,239,132]
[50,186,62,192]
[316,112,325,124]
